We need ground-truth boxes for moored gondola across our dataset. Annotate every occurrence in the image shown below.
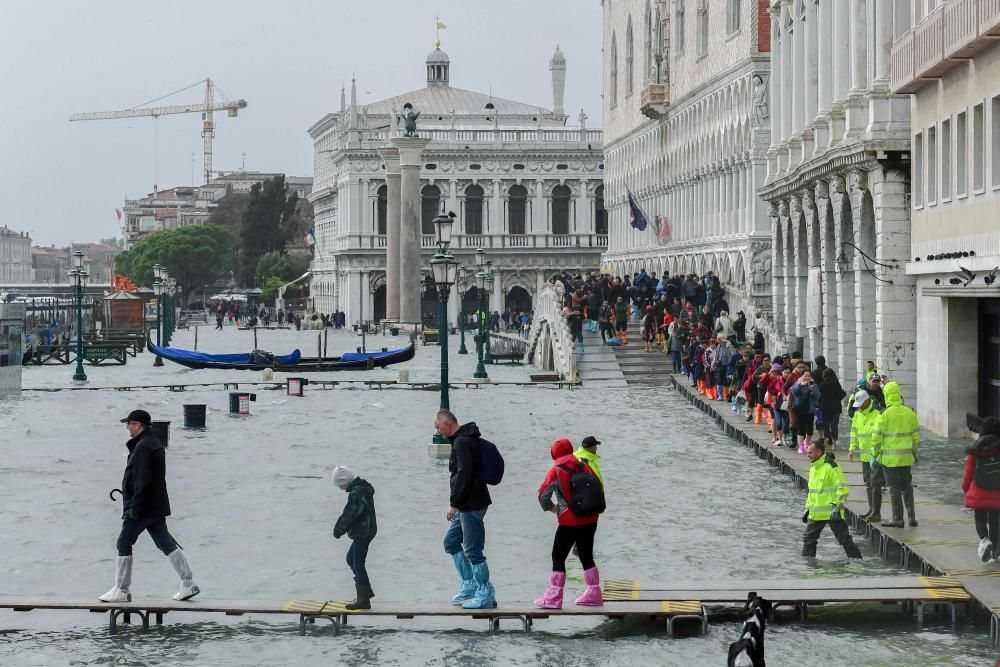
[146,339,415,372]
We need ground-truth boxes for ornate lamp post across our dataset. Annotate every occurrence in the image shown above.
[473,269,489,381]
[430,211,458,450]
[483,269,495,365]
[70,251,88,383]
[164,276,176,346]
[457,266,469,355]
[152,277,164,367]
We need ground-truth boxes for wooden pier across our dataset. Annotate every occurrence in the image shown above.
[670,374,1000,645]
[23,378,580,393]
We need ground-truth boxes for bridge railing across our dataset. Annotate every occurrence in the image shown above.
[527,282,576,381]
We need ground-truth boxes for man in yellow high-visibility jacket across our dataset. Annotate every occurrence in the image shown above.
[802,440,862,558]
[871,382,920,528]
[848,390,884,522]
[574,436,604,487]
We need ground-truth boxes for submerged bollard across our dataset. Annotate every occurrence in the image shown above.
[287,378,307,397]
[182,404,206,429]
[228,392,256,415]
[150,421,170,447]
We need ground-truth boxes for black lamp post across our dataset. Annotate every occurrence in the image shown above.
[457,267,469,355]
[483,269,495,366]
[472,249,488,380]
[70,251,88,383]
[153,265,164,367]
[430,211,458,447]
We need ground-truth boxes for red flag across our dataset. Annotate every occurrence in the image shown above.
[115,209,122,221]
[113,273,137,291]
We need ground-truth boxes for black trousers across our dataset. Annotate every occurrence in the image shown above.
[552,523,597,572]
[802,518,862,558]
[975,509,1000,546]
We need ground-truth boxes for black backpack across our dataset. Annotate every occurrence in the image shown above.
[975,452,1000,490]
[558,461,606,516]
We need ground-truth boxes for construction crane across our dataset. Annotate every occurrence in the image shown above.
[70,79,247,187]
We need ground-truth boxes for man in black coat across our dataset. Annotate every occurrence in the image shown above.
[99,410,200,603]
[434,409,496,610]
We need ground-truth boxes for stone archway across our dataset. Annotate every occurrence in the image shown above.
[506,286,532,314]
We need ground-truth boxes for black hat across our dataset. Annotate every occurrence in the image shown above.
[582,435,601,448]
[120,409,151,426]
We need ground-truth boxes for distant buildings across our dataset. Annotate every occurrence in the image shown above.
[120,172,312,249]
[30,246,68,283]
[0,227,32,283]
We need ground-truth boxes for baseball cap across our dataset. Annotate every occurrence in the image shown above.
[852,390,870,408]
[120,409,152,425]
[582,435,601,447]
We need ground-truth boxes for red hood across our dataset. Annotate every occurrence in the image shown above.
[550,438,573,459]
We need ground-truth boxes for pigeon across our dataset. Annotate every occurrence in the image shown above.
[986,267,998,286]
[956,266,977,286]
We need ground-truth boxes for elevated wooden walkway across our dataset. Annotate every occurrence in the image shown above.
[671,375,1000,645]
[23,378,580,393]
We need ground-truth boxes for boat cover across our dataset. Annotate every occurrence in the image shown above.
[155,345,301,365]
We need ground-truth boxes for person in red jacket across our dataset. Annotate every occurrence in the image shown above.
[534,438,603,609]
[963,417,1000,563]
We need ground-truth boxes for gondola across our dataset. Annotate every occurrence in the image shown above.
[146,339,415,372]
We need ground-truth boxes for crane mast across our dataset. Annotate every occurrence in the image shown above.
[70,79,246,187]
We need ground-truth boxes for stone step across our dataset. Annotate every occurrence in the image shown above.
[621,368,674,376]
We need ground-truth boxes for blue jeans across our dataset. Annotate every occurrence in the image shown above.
[346,539,371,587]
[115,517,179,557]
[443,509,488,565]
[671,350,681,372]
[823,411,842,442]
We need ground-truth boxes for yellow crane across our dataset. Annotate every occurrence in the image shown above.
[70,78,247,187]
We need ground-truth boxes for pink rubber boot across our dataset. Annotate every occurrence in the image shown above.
[534,571,565,609]
[574,567,604,606]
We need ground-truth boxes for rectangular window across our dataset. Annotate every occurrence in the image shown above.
[975,102,985,192]
[728,0,741,34]
[992,96,1000,188]
[941,118,951,201]
[957,110,968,196]
[928,125,937,204]
[698,6,709,57]
[676,4,685,53]
[914,131,923,207]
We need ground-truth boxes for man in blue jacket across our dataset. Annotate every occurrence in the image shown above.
[435,409,496,609]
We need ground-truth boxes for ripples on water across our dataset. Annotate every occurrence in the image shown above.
[0,328,993,665]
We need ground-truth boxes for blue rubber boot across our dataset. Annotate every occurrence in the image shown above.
[450,553,476,604]
[462,562,497,609]
[717,384,725,401]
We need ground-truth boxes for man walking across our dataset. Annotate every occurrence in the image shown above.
[99,410,200,603]
[801,441,862,559]
[871,382,920,527]
[847,390,884,522]
[434,410,496,609]
[574,436,604,487]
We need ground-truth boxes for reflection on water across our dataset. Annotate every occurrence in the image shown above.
[0,327,993,665]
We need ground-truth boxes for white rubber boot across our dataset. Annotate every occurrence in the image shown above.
[167,548,201,601]
[98,556,133,602]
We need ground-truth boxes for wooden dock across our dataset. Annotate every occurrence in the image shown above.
[670,375,1000,645]
[23,378,580,393]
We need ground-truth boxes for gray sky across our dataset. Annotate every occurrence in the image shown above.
[0,0,602,247]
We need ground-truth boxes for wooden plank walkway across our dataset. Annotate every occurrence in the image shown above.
[670,375,1000,644]
[22,379,580,393]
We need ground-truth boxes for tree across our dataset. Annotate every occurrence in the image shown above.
[260,276,286,304]
[115,224,236,304]
[240,176,299,285]
[207,192,249,253]
[255,251,310,285]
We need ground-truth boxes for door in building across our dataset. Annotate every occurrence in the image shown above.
[981,298,1000,419]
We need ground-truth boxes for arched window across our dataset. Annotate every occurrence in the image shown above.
[421,184,440,234]
[595,185,608,235]
[551,185,571,235]
[508,184,527,235]
[465,184,484,235]
[376,184,387,235]
[644,1,652,84]
[610,33,618,108]
[626,17,634,96]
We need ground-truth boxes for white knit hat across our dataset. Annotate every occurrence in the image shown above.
[332,466,357,486]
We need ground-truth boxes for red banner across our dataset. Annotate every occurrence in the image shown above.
[113,273,138,292]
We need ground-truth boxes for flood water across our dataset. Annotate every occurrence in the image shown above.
[0,326,994,665]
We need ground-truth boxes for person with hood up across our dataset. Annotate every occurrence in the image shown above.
[435,410,496,609]
[99,410,200,604]
[801,440,862,559]
[871,382,920,528]
[535,439,603,609]
[715,310,735,340]
[963,417,1000,562]
[332,465,378,610]
[848,390,884,522]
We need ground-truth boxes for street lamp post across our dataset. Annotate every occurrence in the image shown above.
[430,211,458,453]
[457,267,469,355]
[164,277,175,346]
[483,269,495,366]
[70,251,88,383]
[153,277,164,367]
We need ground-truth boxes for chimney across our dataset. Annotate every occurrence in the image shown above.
[549,45,566,116]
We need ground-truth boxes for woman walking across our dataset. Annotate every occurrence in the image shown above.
[535,439,605,609]
[790,371,822,454]
[964,417,1000,562]
[818,367,847,449]
[641,305,656,352]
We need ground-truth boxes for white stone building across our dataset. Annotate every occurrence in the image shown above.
[307,43,606,325]
[758,0,915,399]
[601,0,772,315]
[892,0,1000,433]
[0,227,32,283]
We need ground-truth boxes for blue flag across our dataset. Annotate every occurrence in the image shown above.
[626,187,648,231]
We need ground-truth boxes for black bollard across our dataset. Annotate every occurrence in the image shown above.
[182,404,206,429]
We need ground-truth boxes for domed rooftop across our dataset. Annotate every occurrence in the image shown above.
[426,44,450,64]
[426,41,450,87]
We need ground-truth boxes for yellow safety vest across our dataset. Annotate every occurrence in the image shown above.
[871,382,919,468]
[849,404,879,463]
[805,455,849,521]
[574,448,604,487]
